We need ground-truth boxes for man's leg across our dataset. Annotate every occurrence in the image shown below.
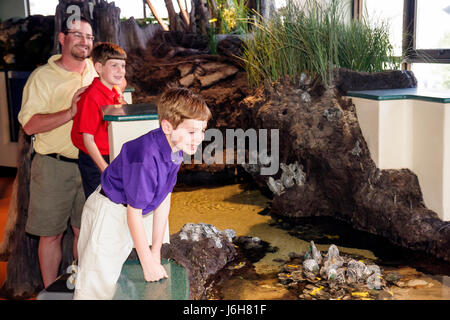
[38,233,63,288]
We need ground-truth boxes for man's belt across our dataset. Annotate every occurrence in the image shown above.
[46,153,78,164]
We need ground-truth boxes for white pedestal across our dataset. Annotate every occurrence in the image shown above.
[348,89,450,221]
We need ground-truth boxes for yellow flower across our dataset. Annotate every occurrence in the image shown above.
[351,291,369,298]
[309,286,324,296]
[222,7,237,30]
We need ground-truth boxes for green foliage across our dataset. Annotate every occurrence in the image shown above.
[241,0,402,89]
[207,0,250,54]
[212,0,249,35]
[208,26,219,55]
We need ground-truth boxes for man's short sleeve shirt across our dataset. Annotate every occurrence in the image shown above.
[18,55,97,158]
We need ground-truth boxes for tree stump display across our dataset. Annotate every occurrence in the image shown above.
[1,0,449,300]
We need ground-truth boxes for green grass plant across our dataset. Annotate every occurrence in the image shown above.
[242,0,402,89]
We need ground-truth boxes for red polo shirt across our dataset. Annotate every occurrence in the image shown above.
[71,77,121,155]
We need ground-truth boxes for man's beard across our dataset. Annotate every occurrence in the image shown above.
[71,45,90,60]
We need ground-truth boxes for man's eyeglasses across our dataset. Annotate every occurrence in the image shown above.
[65,31,94,41]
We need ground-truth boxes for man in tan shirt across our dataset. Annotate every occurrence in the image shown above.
[18,16,97,288]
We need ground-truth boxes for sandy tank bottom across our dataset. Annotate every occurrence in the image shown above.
[169,183,450,300]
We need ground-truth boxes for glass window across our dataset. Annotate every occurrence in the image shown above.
[28,0,168,19]
[29,0,59,15]
[411,63,450,90]
[416,0,450,50]
[114,0,147,19]
[364,0,403,57]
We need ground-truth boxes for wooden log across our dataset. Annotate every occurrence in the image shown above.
[176,0,190,29]
[0,176,18,261]
[144,0,169,31]
[197,65,239,87]
[177,63,195,77]
[92,0,121,44]
[119,17,163,53]
[179,73,195,87]
[164,0,179,31]
[0,129,42,298]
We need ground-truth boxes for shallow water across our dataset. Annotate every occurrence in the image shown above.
[169,183,450,300]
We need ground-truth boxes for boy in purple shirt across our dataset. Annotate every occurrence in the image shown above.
[74,87,211,299]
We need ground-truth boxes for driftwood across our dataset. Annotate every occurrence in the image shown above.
[0,129,41,298]
[145,0,169,31]
[92,0,121,44]
[119,17,163,53]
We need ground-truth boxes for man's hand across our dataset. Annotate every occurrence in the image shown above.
[23,85,89,135]
[68,86,88,119]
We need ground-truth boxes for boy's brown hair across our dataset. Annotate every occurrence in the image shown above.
[158,87,212,128]
[91,42,127,65]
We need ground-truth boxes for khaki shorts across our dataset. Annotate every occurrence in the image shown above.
[26,153,85,236]
[74,187,169,300]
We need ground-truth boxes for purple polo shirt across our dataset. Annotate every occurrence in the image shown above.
[101,127,183,214]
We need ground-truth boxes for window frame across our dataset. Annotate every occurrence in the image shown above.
[403,0,450,64]
[354,0,450,68]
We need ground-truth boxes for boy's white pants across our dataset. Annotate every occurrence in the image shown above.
[73,186,169,300]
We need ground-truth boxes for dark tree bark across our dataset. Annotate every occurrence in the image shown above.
[191,0,211,35]
[92,1,121,44]
[119,17,163,53]
[164,0,179,31]
[260,0,275,19]
[0,130,42,299]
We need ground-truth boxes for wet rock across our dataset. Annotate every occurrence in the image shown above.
[407,279,430,288]
[233,236,275,263]
[257,207,271,216]
[288,252,302,260]
[179,223,235,248]
[384,271,402,285]
[334,68,417,94]
[151,223,238,300]
[216,34,246,61]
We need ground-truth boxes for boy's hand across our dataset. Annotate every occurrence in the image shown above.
[142,260,168,282]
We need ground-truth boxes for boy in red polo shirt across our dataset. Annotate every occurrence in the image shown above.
[71,42,127,198]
